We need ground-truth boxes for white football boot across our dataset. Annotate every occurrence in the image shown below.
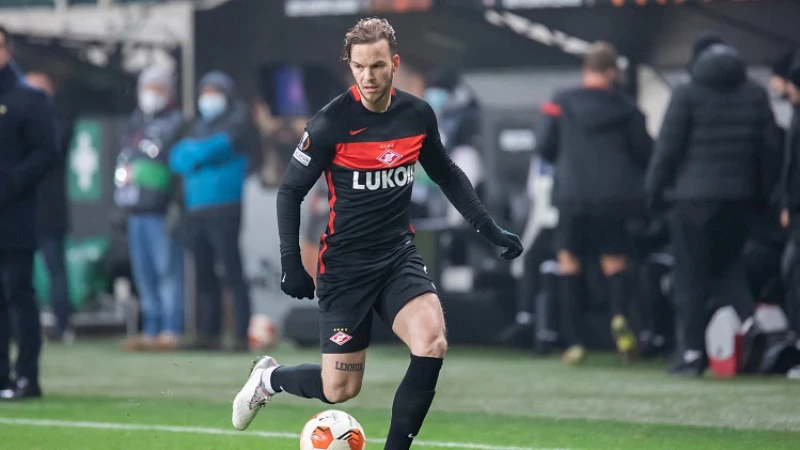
[231,356,279,431]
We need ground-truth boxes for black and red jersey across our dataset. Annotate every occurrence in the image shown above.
[278,86,490,277]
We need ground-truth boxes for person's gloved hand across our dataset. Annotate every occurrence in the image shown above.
[478,220,523,260]
[280,254,316,300]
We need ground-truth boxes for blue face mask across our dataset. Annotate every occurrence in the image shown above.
[424,88,450,115]
[198,93,227,120]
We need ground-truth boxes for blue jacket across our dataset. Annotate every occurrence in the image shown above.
[0,61,58,250]
[169,72,255,212]
[170,132,248,210]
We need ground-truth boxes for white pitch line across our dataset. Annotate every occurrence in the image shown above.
[0,417,571,450]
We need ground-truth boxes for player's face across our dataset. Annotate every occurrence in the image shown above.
[349,39,399,109]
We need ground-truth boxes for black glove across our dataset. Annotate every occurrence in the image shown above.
[477,220,523,260]
[280,254,316,300]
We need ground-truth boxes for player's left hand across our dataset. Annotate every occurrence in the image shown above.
[280,255,316,300]
[478,220,523,260]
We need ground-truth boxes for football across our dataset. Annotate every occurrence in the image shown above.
[247,313,278,350]
[299,409,366,450]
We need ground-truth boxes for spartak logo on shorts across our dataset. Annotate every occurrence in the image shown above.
[330,331,353,346]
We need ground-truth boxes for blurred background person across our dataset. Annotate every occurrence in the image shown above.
[538,42,653,365]
[250,98,307,187]
[779,64,800,335]
[114,65,186,352]
[770,49,799,102]
[736,49,798,323]
[769,49,798,133]
[25,71,75,344]
[170,70,257,352]
[425,69,486,226]
[645,35,783,376]
[0,25,58,400]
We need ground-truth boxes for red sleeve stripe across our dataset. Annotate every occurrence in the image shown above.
[540,102,562,117]
[318,170,337,275]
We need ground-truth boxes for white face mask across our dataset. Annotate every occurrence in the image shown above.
[138,90,167,115]
[198,93,227,120]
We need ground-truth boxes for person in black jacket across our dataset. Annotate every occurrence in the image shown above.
[779,65,800,335]
[26,71,75,344]
[0,26,58,400]
[538,42,653,364]
[646,36,783,376]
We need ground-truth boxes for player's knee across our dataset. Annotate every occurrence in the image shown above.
[323,379,362,404]
[412,333,448,358]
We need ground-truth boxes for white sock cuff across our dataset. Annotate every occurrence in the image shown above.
[261,365,281,395]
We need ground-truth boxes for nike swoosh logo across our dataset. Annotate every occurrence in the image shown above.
[282,273,286,283]
[349,127,368,136]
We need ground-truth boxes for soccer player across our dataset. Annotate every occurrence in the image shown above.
[231,18,522,449]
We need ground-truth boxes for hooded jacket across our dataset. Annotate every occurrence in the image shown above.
[537,84,653,216]
[0,61,58,251]
[115,66,185,215]
[169,71,256,212]
[646,44,783,204]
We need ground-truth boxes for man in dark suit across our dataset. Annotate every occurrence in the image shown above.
[0,26,58,400]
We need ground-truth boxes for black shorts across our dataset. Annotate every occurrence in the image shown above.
[315,245,436,354]
[554,213,630,257]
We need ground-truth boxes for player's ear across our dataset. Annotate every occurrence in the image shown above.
[392,54,400,72]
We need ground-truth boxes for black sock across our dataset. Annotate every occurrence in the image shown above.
[607,272,628,318]
[269,364,333,404]
[559,274,584,346]
[384,355,443,450]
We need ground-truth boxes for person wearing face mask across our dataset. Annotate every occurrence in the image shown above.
[169,71,258,352]
[116,64,187,352]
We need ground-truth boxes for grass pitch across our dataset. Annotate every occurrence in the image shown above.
[0,340,798,449]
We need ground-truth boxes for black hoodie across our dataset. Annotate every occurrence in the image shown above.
[537,85,653,216]
[646,44,783,204]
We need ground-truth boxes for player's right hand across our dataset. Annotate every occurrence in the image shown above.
[280,256,316,300]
